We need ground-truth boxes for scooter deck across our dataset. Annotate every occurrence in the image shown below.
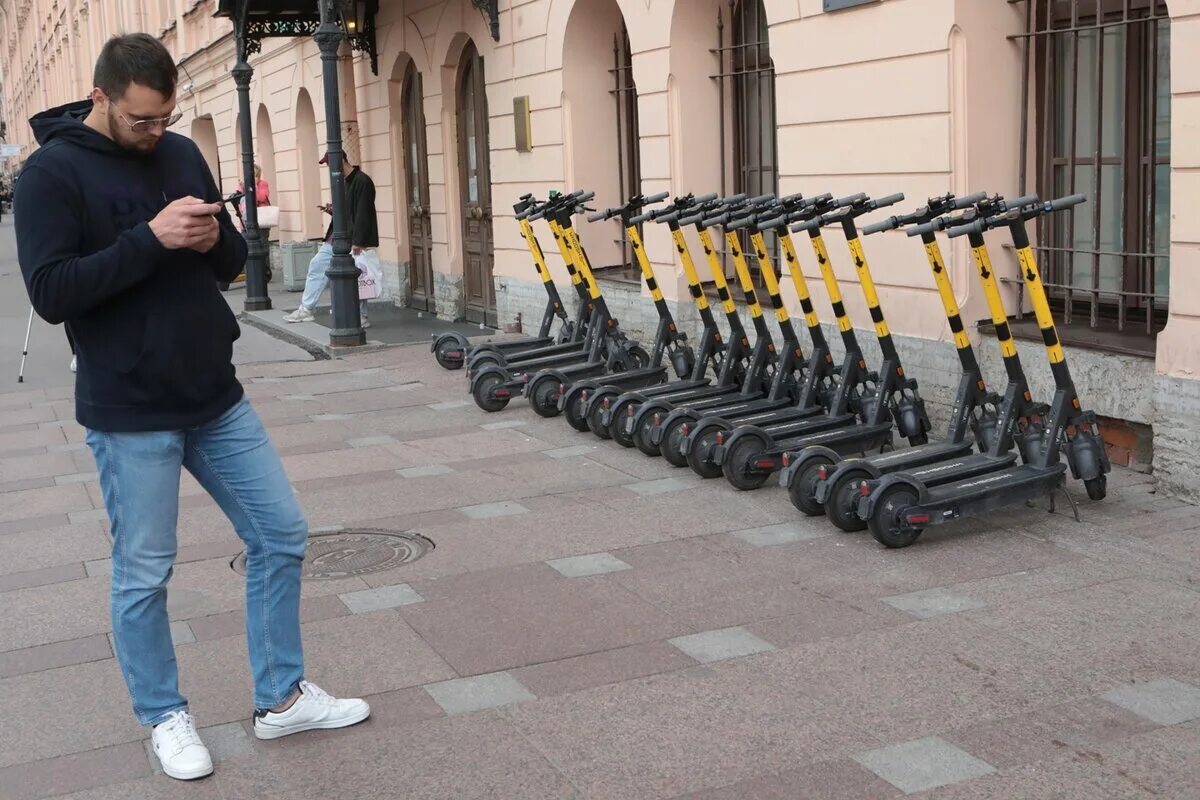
[853,439,976,473]
[576,366,678,394]
[769,418,890,457]
[469,335,557,356]
[920,462,1067,511]
[897,450,1020,487]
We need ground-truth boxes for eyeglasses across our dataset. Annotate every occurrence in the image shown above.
[110,103,182,134]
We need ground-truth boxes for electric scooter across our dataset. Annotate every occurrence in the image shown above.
[860,194,1110,548]
[556,193,732,432]
[432,192,586,369]
[657,198,852,468]
[597,194,784,446]
[781,192,1006,529]
[522,192,702,417]
[704,193,932,488]
[469,195,649,411]
[617,193,852,457]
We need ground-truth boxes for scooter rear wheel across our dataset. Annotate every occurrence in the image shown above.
[587,390,619,439]
[659,417,692,468]
[868,485,923,548]
[563,390,592,432]
[434,339,465,370]
[528,375,563,418]
[685,424,727,479]
[608,399,640,448]
[633,411,663,457]
[826,469,870,532]
[789,458,833,517]
[472,373,511,413]
[722,433,772,491]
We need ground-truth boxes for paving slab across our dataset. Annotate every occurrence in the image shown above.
[545,551,631,578]
[853,736,995,794]
[1101,678,1200,726]
[669,627,776,664]
[424,671,536,715]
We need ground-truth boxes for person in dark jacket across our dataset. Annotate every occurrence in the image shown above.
[282,152,378,326]
[14,34,369,782]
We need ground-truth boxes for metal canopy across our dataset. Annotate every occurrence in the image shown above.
[215,0,380,74]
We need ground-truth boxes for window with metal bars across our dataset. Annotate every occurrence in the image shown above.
[1014,0,1170,354]
[602,27,643,283]
[713,0,778,291]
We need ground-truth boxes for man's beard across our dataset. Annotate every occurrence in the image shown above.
[106,106,159,154]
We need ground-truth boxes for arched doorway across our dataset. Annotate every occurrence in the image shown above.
[189,115,221,188]
[254,104,277,217]
[295,89,321,240]
[456,40,494,326]
[562,0,638,276]
[401,64,433,311]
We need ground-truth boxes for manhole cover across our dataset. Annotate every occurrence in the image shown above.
[231,529,433,580]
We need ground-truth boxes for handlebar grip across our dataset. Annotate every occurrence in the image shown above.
[719,193,748,205]
[872,192,905,209]
[586,210,608,223]
[835,192,867,208]
[725,214,759,232]
[678,211,706,226]
[629,210,654,225]
[748,193,776,204]
[806,192,833,206]
[905,219,938,237]
[577,191,595,202]
[757,215,787,231]
[1049,193,1087,211]
[790,217,821,233]
[655,211,680,224]
[705,213,732,227]
[642,191,670,205]
[946,218,984,239]
[952,191,989,211]
[862,217,898,235]
[692,192,719,204]
[779,192,805,205]
[1005,193,1038,209]
[518,193,534,201]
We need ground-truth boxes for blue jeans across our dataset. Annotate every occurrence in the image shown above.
[87,397,307,725]
[300,242,368,317]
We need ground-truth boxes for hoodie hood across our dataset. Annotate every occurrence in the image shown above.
[30,100,129,156]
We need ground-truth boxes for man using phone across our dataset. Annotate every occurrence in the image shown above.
[283,151,378,327]
[14,34,368,782]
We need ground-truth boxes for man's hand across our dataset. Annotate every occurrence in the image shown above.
[351,245,363,256]
[319,203,333,216]
[150,197,223,250]
[189,219,221,254]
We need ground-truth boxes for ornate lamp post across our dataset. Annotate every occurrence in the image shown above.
[215,0,378,343]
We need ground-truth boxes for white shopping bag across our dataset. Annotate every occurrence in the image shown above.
[355,249,384,301]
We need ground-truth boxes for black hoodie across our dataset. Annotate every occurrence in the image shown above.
[15,100,248,432]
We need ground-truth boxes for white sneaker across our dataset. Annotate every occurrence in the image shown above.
[151,710,213,781]
[283,307,315,323]
[253,681,370,740]
[70,356,76,373]
[361,317,372,329]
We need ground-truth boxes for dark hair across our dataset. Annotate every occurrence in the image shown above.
[93,34,178,100]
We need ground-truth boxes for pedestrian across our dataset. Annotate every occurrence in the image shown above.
[13,33,368,782]
[282,151,377,328]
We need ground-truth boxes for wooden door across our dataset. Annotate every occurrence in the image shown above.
[402,66,434,312]
[457,41,495,326]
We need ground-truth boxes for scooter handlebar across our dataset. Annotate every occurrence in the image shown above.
[904,219,940,237]
[871,192,905,210]
[862,217,899,235]
[790,217,821,234]
[724,214,761,232]
[1004,193,1039,209]
[951,191,989,211]
[643,191,671,205]
[628,210,655,225]
[586,209,610,223]
[749,193,777,205]
[835,192,867,208]
[946,218,985,239]
[1049,193,1087,212]
[757,214,788,231]
[692,192,720,204]
[655,211,681,224]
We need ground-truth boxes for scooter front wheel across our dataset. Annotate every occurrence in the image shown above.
[685,423,728,479]
[528,374,563,418]
[1084,474,1107,501]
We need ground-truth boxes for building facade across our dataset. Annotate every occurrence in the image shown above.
[3,0,1199,500]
